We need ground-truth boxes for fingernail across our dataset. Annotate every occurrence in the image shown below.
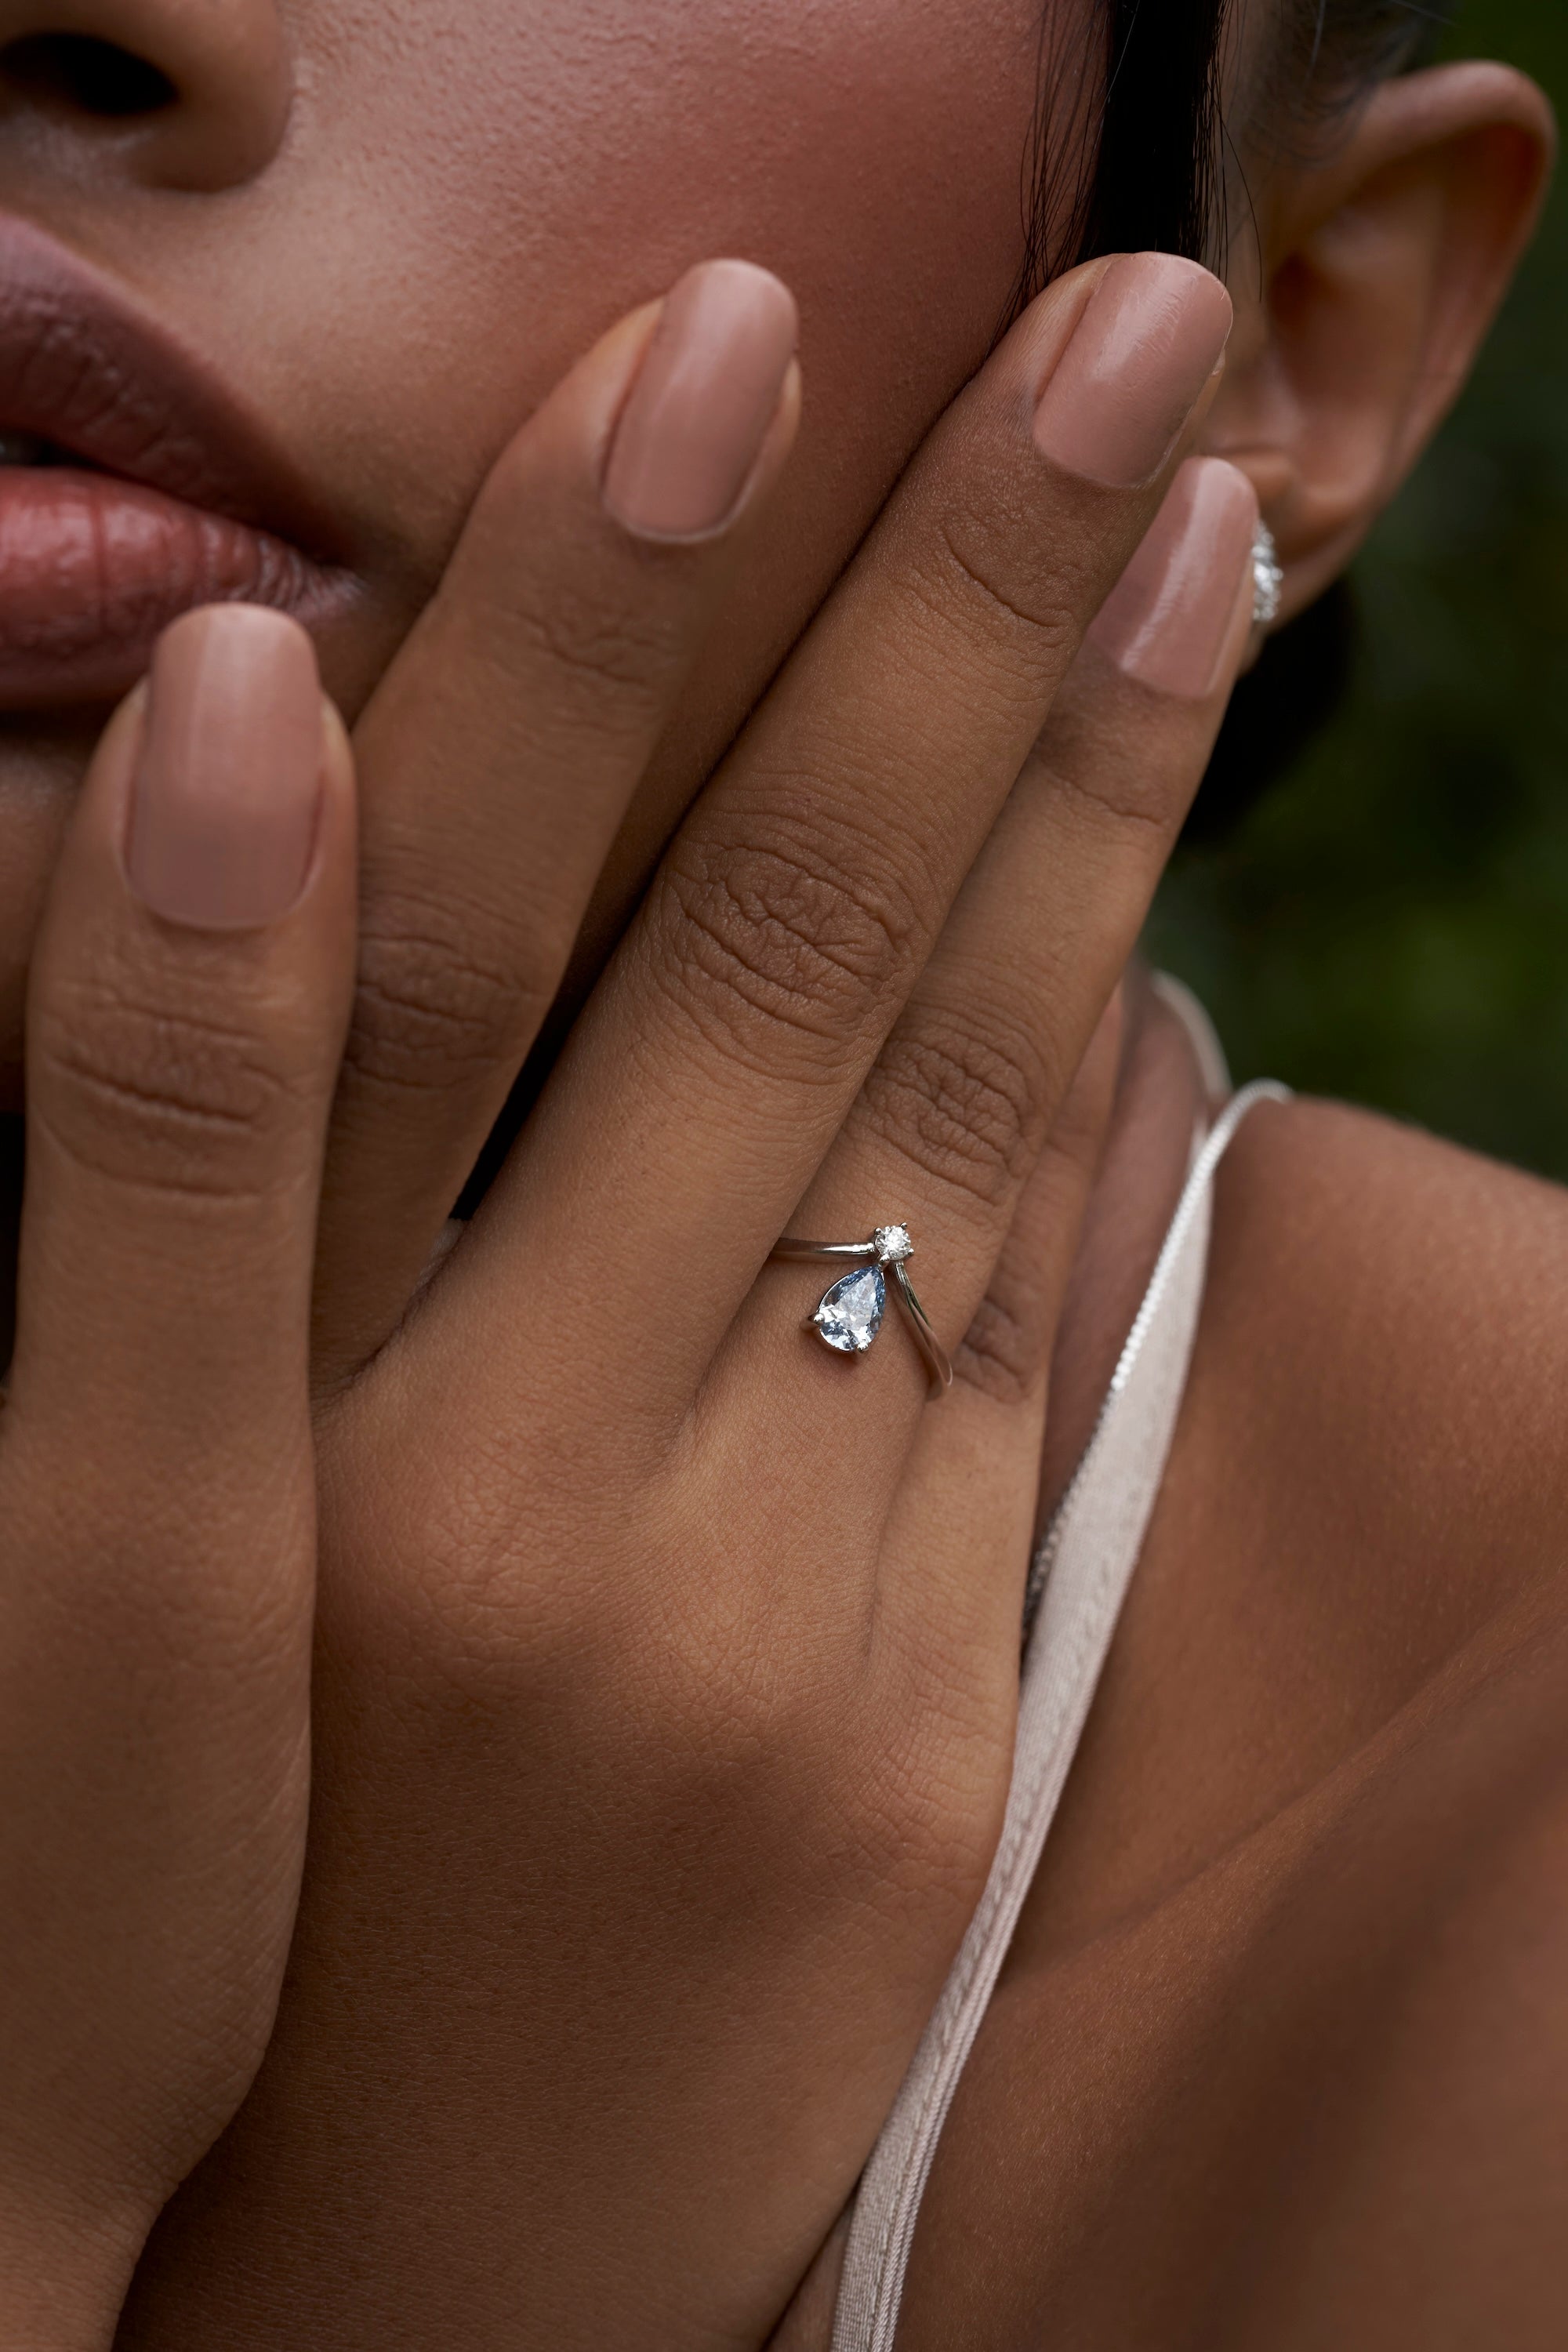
[1087,457,1258,696]
[603,260,799,540]
[126,605,325,927]
[1033,254,1233,488]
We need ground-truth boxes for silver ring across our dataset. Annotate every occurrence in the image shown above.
[769,1222,953,1399]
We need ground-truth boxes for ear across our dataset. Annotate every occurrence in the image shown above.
[1207,62,1555,622]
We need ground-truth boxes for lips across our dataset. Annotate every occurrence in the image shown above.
[0,218,357,708]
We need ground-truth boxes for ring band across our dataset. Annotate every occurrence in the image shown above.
[770,1222,953,1399]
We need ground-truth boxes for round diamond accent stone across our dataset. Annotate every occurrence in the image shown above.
[812,1264,886,1354]
[873,1224,913,1264]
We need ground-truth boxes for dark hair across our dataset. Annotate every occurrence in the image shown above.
[1023,0,1456,292]
[1023,0,1459,841]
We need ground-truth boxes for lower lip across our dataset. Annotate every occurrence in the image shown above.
[0,466,355,708]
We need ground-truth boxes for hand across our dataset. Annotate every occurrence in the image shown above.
[0,609,354,2349]
[118,252,1257,2349]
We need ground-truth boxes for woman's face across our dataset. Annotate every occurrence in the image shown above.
[0,0,1054,1099]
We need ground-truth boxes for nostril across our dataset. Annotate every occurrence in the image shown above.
[1,33,176,122]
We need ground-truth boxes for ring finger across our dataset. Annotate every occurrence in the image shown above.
[725,455,1258,1460]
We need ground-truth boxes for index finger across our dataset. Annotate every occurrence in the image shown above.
[313,263,800,1384]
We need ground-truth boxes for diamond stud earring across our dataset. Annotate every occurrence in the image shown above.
[1251,520,1283,627]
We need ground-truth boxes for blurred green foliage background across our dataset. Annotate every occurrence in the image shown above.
[1147,0,1568,1173]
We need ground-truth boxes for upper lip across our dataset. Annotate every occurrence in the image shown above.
[0,214,340,556]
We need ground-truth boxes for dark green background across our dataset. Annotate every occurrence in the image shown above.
[1147,1,1568,1174]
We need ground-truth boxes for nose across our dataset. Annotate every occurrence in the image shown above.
[0,0,289,191]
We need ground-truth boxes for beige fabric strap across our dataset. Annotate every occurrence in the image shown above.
[830,1079,1289,2352]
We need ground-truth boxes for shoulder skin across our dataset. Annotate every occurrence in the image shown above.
[898,1098,1568,2350]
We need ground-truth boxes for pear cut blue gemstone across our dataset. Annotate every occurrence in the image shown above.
[812,1264,886,1354]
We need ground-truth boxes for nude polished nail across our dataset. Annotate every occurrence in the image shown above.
[1033,253,1233,488]
[603,260,799,540]
[126,604,325,927]
[1087,457,1259,697]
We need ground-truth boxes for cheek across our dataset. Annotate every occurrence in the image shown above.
[266,0,1063,965]
[288,0,1050,575]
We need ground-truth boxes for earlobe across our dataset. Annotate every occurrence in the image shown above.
[1207,61,1555,623]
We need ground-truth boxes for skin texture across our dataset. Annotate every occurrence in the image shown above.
[0,626,356,2347]
[0,0,1559,2347]
[3,226,1260,2348]
[891,1091,1568,2352]
[0,0,1048,1108]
